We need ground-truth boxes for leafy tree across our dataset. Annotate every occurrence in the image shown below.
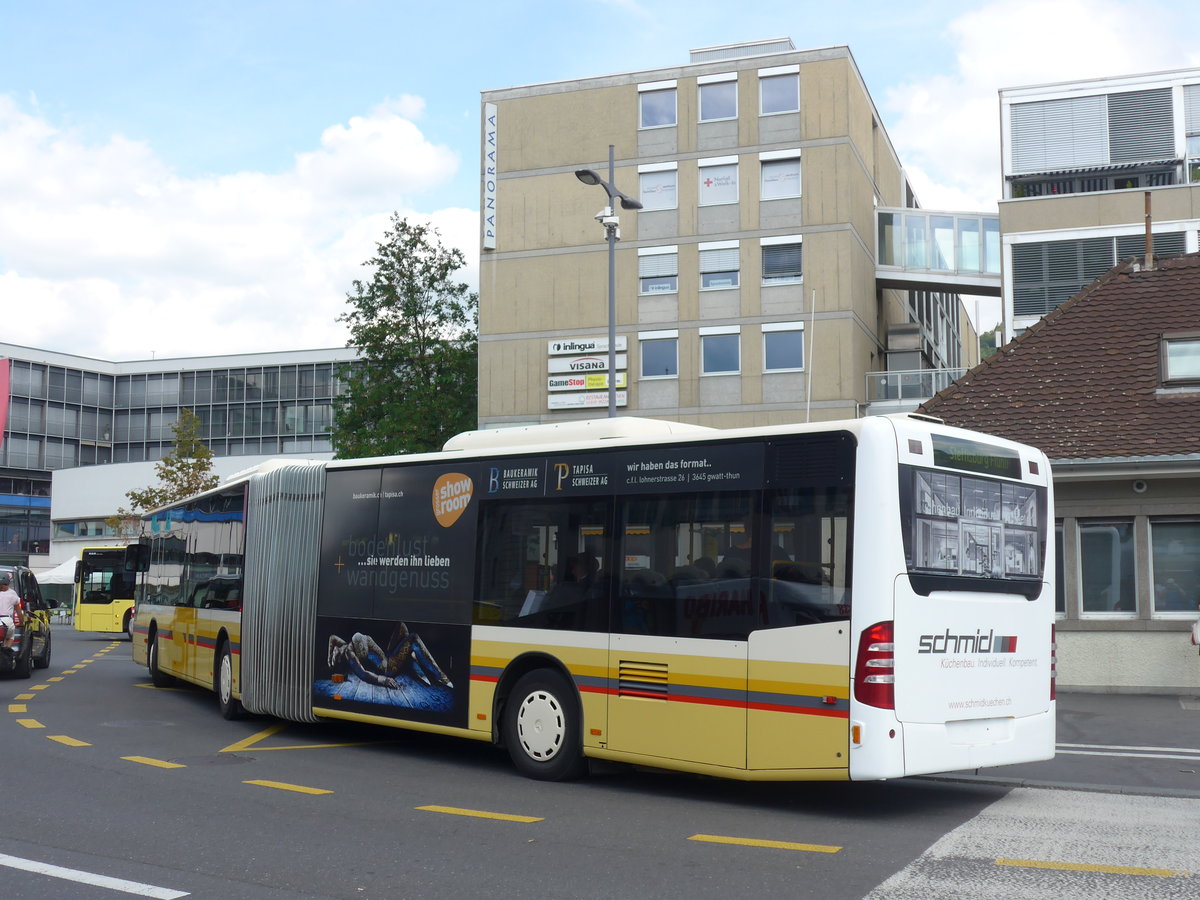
[979,323,1002,360]
[106,408,219,535]
[333,215,478,458]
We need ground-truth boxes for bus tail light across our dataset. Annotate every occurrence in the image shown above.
[854,621,895,709]
[1050,624,1057,701]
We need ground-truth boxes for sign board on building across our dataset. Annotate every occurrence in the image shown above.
[547,354,628,375]
[482,103,497,250]
[547,391,628,410]
[547,373,627,392]
[547,337,627,355]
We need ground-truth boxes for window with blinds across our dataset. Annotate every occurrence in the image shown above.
[638,249,678,294]
[1187,84,1200,182]
[761,241,802,283]
[1011,231,1186,318]
[699,244,740,289]
[1010,87,1176,176]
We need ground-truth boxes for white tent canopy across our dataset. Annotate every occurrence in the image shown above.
[36,558,78,585]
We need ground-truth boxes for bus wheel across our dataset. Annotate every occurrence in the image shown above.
[215,641,244,720]
[148,632,172,688]
[34,630,51,669]
[502,669,586,781]
[122,611,132,641]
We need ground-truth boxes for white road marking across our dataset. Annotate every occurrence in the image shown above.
[0,852,188,898]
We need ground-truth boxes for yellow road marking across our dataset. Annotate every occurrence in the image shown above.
[221,723,288,752]
[417,805,543,823]
[48,735,91,747]
[220,722,394,753]
[15,694,34,700]
[997,858,1189,878]
[688,834,842,854]
[16,719,44,729]
[31,684,49,690]
[48,677,64,682]
[123,756,186,769]
[244,780,333,795]
[134,682,191,692]
[8,704,27,713]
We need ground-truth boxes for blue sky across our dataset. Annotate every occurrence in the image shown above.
[2,0,1198,359]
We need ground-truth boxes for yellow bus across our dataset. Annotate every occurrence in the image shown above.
[74,545,136,637]
[131,415,1056,781]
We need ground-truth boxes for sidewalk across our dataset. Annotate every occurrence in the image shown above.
[925,691,1200,798]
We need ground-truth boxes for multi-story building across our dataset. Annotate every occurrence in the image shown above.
[479,38,977,429]
[1000,67,1200,336]
[0,344,355,566]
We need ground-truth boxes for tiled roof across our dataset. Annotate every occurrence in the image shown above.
[921,252,1200,460]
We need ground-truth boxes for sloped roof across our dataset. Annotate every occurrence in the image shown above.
[922,252,1200,461]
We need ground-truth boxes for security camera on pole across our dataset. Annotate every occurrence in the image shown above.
[575,146,642,417]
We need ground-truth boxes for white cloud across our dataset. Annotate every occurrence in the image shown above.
[884,0,1200,212]
[0,94,472,360]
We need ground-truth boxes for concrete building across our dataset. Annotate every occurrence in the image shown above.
[0,344,355,569]
[1000,67,1200,337]
[479,38,977,429]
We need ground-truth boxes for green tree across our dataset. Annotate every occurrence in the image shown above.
[106,408,219,535]
[333,215,478,458]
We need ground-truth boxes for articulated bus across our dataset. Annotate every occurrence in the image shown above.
[74,545,136,636]
[130,415,1055,781]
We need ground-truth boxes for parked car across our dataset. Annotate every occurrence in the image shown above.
[0,565,56,678]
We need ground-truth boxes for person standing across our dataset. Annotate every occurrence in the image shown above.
[0,575,19,649]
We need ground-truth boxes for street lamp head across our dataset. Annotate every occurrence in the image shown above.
[619,195,643,211]
[575,169,602,186]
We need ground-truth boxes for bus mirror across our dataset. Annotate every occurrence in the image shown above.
[73,561,82,585]
[125,543,150,574]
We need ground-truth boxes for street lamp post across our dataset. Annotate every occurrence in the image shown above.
[575,145,642,417]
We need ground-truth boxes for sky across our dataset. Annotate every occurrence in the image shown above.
[2,0,1198,361]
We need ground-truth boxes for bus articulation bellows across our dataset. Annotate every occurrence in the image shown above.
[129,414,1056,781]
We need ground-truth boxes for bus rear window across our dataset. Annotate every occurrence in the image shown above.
[899,465,1045,596]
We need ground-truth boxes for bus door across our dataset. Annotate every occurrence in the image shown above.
[746,485,854,771]
[606,493,750,770]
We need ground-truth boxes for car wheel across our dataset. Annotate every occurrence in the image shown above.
[13,643,33,679]
[502,669,586,781]
[215,641,244,720]
[33,629,51,669]
[148,631,172,687]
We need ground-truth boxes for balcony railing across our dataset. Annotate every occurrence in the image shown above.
[865,368,966,406]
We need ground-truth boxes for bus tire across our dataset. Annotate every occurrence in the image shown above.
[122,611,132,641]
[502,669,586,781]
[34,630,51,669]
[215,641,244,720]
[148,631,173,687]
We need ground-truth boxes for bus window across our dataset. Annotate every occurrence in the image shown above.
[765,486,853,624]
[475,498,611,632]
[616,491,760,639]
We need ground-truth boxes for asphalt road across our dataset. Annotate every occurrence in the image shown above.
[3,629,1198,899]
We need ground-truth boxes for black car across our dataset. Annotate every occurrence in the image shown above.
[0,565,56,678]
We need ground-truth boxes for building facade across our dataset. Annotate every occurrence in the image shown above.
[924,253,1200,694]
[479,39,971,429]
[0,344,356,567]
[1000,67,1200,337]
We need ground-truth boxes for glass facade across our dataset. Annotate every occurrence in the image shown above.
[1,350,353,564]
